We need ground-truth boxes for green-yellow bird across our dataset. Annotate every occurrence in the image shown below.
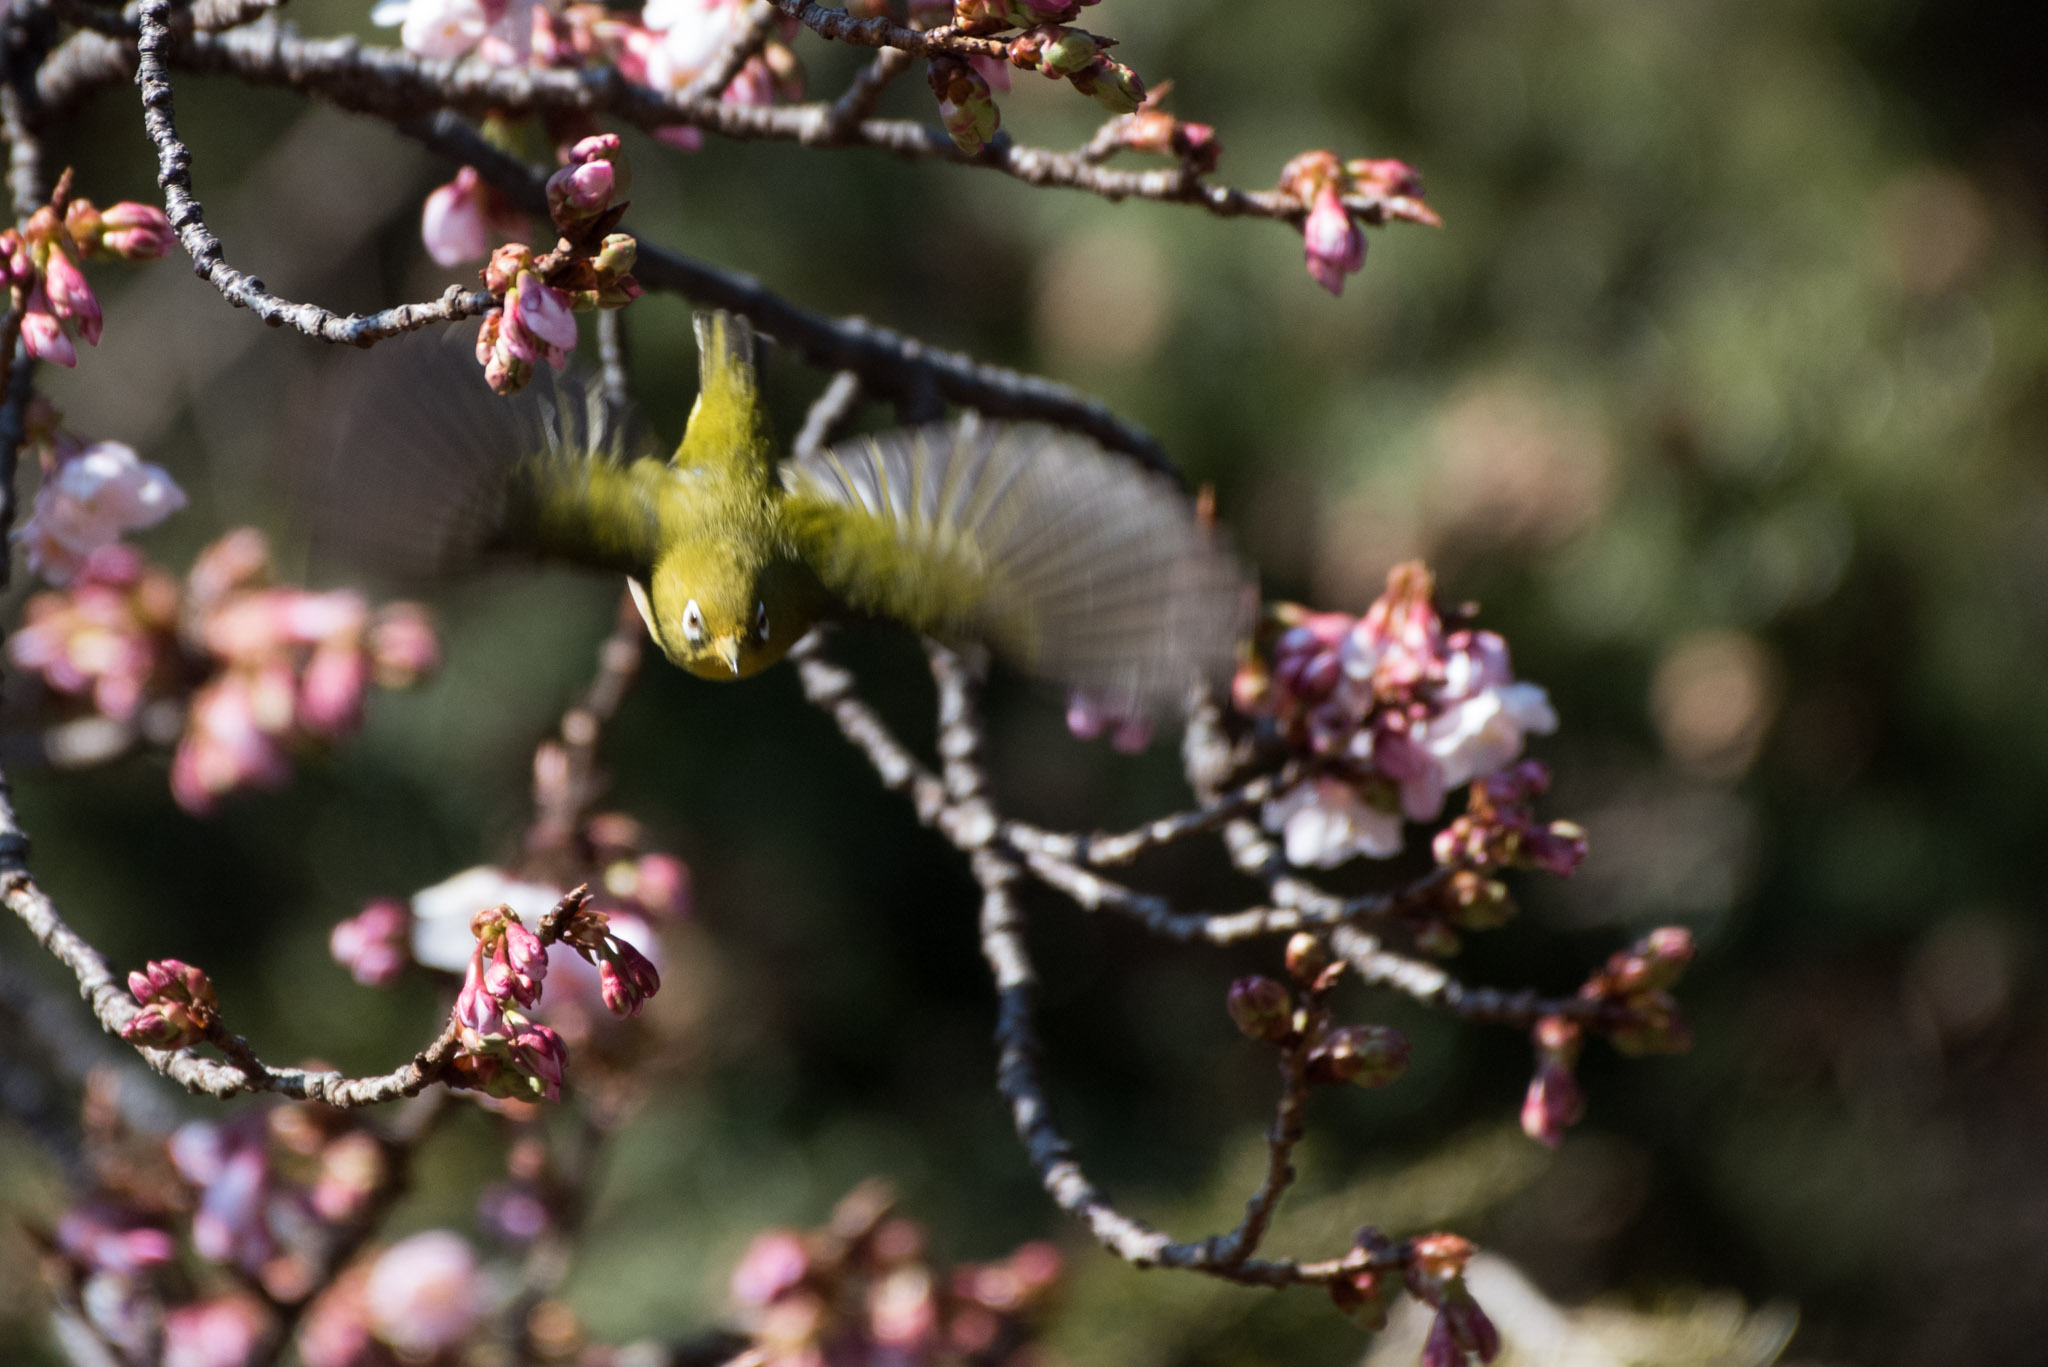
[318,310,1251,716]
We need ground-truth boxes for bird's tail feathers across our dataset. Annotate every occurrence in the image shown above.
[679,310,770,472]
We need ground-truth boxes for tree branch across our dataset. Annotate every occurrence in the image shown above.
[131,0,494,345]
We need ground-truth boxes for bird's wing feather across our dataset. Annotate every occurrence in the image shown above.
[304,334,667,582]
[780,417,1254,715]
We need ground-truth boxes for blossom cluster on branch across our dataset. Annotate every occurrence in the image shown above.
[7,523,440,813]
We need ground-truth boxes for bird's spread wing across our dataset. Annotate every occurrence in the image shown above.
[780,418,1254,715]
[305,335,667,582]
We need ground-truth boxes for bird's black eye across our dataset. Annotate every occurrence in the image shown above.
[754,601,770,641]
[682,599,707,645]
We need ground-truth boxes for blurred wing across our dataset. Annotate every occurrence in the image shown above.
[304,333,668,582]
[781,418,1253,715]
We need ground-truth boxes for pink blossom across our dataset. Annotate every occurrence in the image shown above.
[1520,1058,1584,1148]
[42,247,103,344]
[1302,184,1366,296]
[375,0,487,59]
[363,1231,481,1358]
[172,1120,277,1273]
[1262,777,1403,868]
[163,1296,268,1367]
[172,675,294,813]
[329,899,412,987]
[511,271,578,351]
[732,1230,810,1306]
[56,1206,177,1275]
[13,440,187,585]
[296,640,368,736]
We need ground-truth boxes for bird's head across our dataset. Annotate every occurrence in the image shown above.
[633,553,781,680]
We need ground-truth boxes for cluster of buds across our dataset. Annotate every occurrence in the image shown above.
[6,544,179,722]
[727,1181,1061,1367]
[1236,562,1561,870]
[8,398,187,586]
[3,171,173,367]
[173,529,441,814]
[1226,934,1412,1088]
[1520,1015,1586,1148]
[551,892,663,1018]
[473,136,641,395]
[397,827,679,1048]
[1275,151,1437,297]
[1580,926,1696,1056]
[120,959,220,1051]
[372,0,548,63]
[450,903,571,1101]
[1433,760,1588,878]
[999,23,1144,115]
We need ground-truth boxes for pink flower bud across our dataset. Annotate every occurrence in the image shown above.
[1302,184,1366,296]
[505,1021,568,1099]
[1225,975,1292,1042]
[597,938,660,1016]
[545,159,616,228]
[1520,1058,1584,1148]
[95,202,175,260]
[421,167,495,268]
[42,248,103,345]
[21,286,78,367]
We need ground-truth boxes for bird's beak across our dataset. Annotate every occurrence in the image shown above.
[716,639,742,676]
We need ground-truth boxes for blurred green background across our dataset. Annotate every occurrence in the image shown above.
[5,0,2046,1362]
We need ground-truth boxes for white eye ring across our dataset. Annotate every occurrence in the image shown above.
[753,601,770,641]
[682,599,707,645]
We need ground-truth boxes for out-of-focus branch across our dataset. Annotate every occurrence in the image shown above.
[675,0,775,105]
[131,0,495,345]
[528,588,648,857]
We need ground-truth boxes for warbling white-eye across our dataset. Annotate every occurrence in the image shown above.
[320,310,1251,716]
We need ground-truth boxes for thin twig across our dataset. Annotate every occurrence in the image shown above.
[131,0,494,344]
[39,25,1418,230]
[791,369,862,461]
[819,47,912,145]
